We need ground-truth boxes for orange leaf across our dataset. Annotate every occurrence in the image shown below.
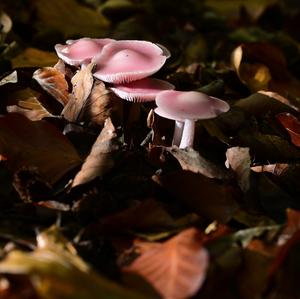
[33,67,69,106]
[123,228,209,299]
[0,113,81,184]
[276,113,300,147]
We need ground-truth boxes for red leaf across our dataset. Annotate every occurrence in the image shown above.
[123,228,209,299]
[276,113,300,147]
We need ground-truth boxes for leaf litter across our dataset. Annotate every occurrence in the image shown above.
[1,1,300,299]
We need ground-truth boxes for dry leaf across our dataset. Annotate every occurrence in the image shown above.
[33,67,69,106]
[0,11,12,34]
[0,71,17,86]
[123,228,209,299]
[166,146,230,180]
[7,97,53,121]
[0,113,81,184]
[12,48,58,68]
[82,80,123,127]
[72,118,120,187]
[62,63,95,122]
[276,113,300,147]
[225,147,251,192]
[251,163,289,176]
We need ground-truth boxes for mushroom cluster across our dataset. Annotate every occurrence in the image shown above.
[55,38,174,103]
[55,37,230,149]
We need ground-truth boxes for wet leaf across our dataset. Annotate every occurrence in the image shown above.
[72,118,121,187]
[0,113,81,184]
[33,67,69,106]
[276,113,300,147]
[123,228,209,299]
[225,147,251,192]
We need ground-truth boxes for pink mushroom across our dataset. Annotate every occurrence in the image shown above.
[110,78,175,102]
[155,90,230,148]
[93,40,170,84]
[55,38,114,66]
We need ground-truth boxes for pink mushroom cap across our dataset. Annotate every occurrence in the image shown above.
[155,90,230,121]
[93,40,170,84]
[110,78,175,102]
[55,38,114,66]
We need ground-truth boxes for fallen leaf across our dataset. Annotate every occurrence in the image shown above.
[12,48,58,68]
[0,11,12,35]
[33,67,69,106]
[0,113,81,184]
[251,163,289,175]
[123,228,209,299]
[0,226,148,299]
[225,147,251,192]
[62,63,95,122]
[0,70,17,86]
[82,80,124,127]
[276,113,300,147]
[165,146,230,180]
[72,118,120,187]
[7,97,53,121]
[153,170,239,222]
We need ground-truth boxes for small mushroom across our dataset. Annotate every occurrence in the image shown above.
[110,78,175,102]
[55,38,114,66]
[155,90,230,148]
[93,40,170,84]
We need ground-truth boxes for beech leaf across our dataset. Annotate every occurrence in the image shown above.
[0,113,81,184]
[72,117,120,187]
[123,228,209,299]
[33,67,69,106]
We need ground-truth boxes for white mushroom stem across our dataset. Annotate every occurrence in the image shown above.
[179,119,195,149]
[172,120,184,146]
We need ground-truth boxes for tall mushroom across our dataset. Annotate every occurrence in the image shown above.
[155,90,230,148]
[55,38,114,66]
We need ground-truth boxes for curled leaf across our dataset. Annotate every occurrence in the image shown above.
[123,228,209,299]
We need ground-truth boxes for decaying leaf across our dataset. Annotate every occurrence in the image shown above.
[123,228,209,299]
[62,63,94,122]
[276,113,300,147]
[0,225,148,299]
[7,97,53,121]
[0,113,81,184]
[225,147,251,192]
[251,163,289,176]
[72,118,120,187]
[33,67,69,106]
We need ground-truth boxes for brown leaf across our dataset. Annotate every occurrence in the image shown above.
[7,97,53,121]
[165,146,230,180]
[72,118,120,187]
[251,163,289,176]
[225,147,251,192]
[11,48,58,68]
[123,228,209,299]
[62,63,95,122]
[0,113,81,184]
[153,170,239,222]
[33,67,69,106]
[82,80,123,127]
[276,113,300,147]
